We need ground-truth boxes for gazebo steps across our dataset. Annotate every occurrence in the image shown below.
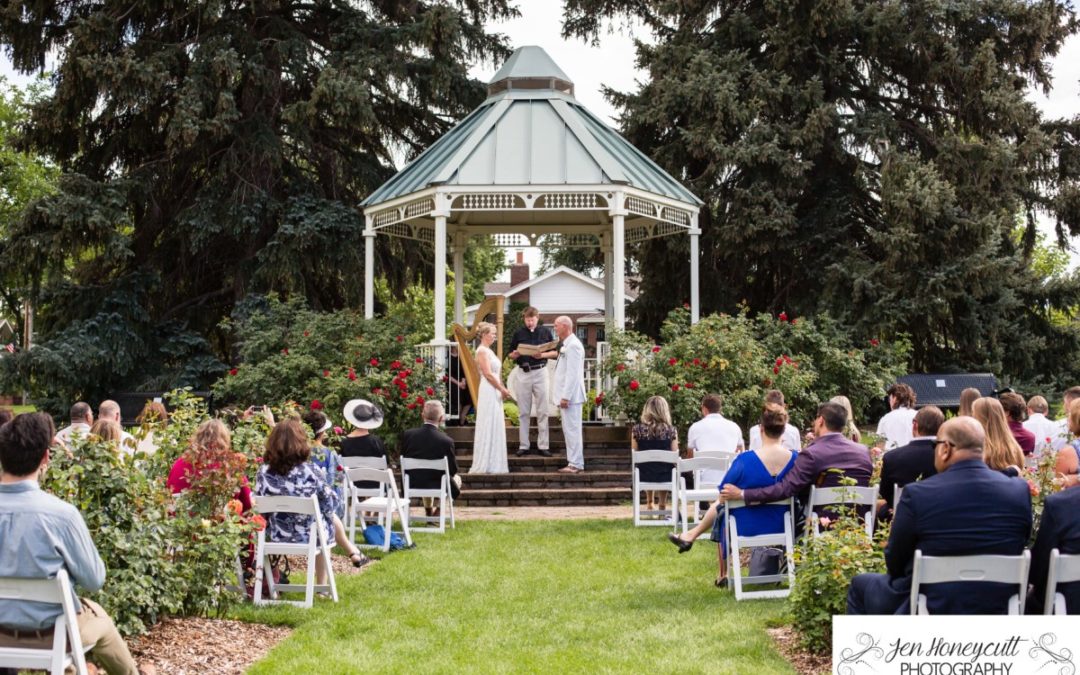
[461,471,630,490]
[456,454,631,473]
[455,487,631,507]
[445,425,630,445]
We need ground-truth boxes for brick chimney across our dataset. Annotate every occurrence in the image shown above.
[510,250,529,288]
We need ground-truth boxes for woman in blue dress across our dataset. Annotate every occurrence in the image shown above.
[668,403,797,586]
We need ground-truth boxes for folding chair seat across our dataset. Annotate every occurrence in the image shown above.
[724,499,796,600]
[631,450,679,528]
[339,456,388,534]
[806,485,879,538]
[1043,549,1080,615]
[346,467,413,551]
[252,495,338,608]
[677,454,733,533]
[910,549,1030,615]
[0,570,91,675]
[401,457,456,534]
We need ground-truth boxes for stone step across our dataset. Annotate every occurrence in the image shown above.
[461,471,631,490]
[455,487,631,507]
[445,425,630,445]
[456,454,631,472]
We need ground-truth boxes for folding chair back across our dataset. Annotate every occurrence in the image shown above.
[1044,549,1080,615]
[401,457,456,533]
[632,450,679,528]
[0,569,89,675]
[346,467,413,551]
[724,499,796,600]
[676,455,732,532]
[910,549,1030,615]
[806,485,879,538]
[340,457,388,533]
[251,494,338,608]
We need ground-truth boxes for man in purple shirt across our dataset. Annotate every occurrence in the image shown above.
[1000,392,1036,456]
[720,401,872,505]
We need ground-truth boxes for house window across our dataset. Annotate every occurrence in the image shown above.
[576,326,588,342]
[595,327,605,343]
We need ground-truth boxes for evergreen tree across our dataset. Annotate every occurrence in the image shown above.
[563,0,1080,382]
[0,0,514,405]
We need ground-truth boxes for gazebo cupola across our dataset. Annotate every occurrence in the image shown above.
[361,45,703,345]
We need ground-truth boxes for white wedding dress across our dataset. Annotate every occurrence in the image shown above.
[469,347,509,474]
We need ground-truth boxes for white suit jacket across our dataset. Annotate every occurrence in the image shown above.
[553,334,586,405]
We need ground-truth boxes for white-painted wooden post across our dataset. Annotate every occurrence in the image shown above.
[611,193,626,330]
[364,216,375,319]
[690,213,701,325]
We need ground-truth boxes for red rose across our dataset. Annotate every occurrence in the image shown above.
[399,369,409,378]
[392,377,402,387]
[323,369,330,377]
[282,348,289,355]
[652,346,661,353]
[870,338,880,347]
[671,384,680,392]
[683,302,690,309]
[415,357,423,364]
[629,380,640,391]
[426,387,434,396]
[595,393,605,405]
[396,335,404,342]
[775,357,783,366]
[783,355,792,364]
[685,382,694,389]
[773,366,780,374]
[405,369,413,376]
[390,360,402,370]
[400,392,408,399]
[310,399,323,410]
[348,368,357,381]
[228,368,238,376]
[442,374,449,382]
[778,312,788,322]
[254,457,263,463]
[692,358,701,366]
[668,357,677,366]
[303,331,310,337]
[369,358,379,367]
[406,402,417,410]
[416,395,425,405]
[616,363,626,372]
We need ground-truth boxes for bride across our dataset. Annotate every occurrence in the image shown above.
[469,321,511,474]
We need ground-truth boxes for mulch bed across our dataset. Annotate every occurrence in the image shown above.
[127,618,291,675]
[768,626,830,675]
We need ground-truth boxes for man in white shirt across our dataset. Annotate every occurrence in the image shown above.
[687,394,744,489]
[876,383,918,451]
[1051,386,1080,452]
[747,389,802,452]
[98,399,137,453]
[1024,395,1058,451]
[55,401,93,445]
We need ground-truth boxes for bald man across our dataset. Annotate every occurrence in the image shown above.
[848,417,1032,614]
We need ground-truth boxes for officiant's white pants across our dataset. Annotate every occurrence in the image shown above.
[514,367,549,450]
[562,404,584,469]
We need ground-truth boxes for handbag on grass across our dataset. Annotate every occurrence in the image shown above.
[362,524,408,550]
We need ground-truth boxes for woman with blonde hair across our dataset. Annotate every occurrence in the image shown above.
[958,388,981,417]
[829,395,861,443]
[632,395,679,513]
[89,419,124,445]
[469,321,511,474]
[167,418,253,511]
[972,397,1025,473]
[135,400,169,455]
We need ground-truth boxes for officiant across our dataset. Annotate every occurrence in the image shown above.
[508,306,556,457]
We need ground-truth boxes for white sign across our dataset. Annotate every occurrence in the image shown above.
[834,616,1080,674]
[935,379,947,388]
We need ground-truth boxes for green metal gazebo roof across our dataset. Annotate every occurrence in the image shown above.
[362,46,702,208]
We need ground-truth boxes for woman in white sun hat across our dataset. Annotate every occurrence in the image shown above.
[340,399,388,490]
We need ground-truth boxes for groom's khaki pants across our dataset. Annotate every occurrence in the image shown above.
[514,367,549,450]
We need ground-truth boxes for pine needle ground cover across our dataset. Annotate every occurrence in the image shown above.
[238,520,793,674]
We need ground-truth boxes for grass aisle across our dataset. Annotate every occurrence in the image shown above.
[239,519,794,674]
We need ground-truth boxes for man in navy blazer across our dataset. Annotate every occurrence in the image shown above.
[878,406,944,521]
[720,402,872,506]
[1028,486,1080,614]
[848,416,1032,615]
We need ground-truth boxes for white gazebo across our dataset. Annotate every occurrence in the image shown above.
[361,45,703,346]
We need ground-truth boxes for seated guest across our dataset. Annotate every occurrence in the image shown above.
[340,399,388,491]
[973,397,1025,474]
[1053,399,1080,480]
[1000,392,1035,456]
[877,383,917,451]
[135,400,169,455]
[830,395,861,444]
[1029,482,1080,613]
[848,417,1032,614]
[747,390,800,451]
[55,401,93,445]
[1024,395,1057,450]
[668,404,797,586]
[97,399,136,452]
[0,413,155,675]
[878,406,944,521]
[958,387,980,417]
[631,395,680,514]
[90,419,124,447]
[256,419,366,582]
[0,408,12,427]
[1052,387,1080,452]
[167,419,253,512]
[686,393,744,495]
[401,400,461,517]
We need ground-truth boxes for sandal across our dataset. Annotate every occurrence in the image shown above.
[714,577,727,587]
[350,552,373,568]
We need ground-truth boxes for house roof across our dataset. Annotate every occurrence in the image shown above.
[467,265,637,315]
[362,46,701,208]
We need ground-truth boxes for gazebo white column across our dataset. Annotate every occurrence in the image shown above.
[611,194,627,330]
[690,214,701,325]
[364,217,375,319]
[601,232,614,328]
[433,212,448,342]
[452,231,466,324]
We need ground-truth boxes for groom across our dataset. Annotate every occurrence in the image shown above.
[552,315,586,473]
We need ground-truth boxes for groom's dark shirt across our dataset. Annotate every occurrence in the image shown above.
[510,324,554,370]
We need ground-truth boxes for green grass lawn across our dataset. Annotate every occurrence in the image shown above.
[236,519,795,674]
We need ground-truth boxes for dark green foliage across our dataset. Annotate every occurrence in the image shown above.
[0,0,515,403]
[562,0,1080,386]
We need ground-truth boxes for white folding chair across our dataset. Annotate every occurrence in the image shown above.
[1044,549,1080,615]
[252,495,338,608]
[339,456,388,534]
[347,467,413,551]
[677,455,733,532]
[910,549,1030,615]
[401,457,456,533]
[806,485,879,538]
[0,570,91,675]
[724,499,796,600]
[894,484,903,508]
[632,450,680,528]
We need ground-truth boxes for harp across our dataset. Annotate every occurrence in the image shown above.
[451,296,505,407]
